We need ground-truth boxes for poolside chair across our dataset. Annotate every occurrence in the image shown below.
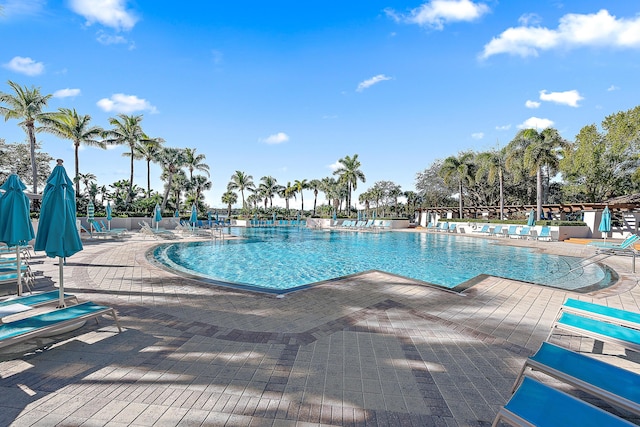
[511,342,640,416]
[0,290,78,309]
[490,225,503,237]
[516,226,530,239]
[506,225,519,238]
[547,311,640,353]
[588,234,639,251]
[448,223,457,233]
[0,301,122,350]
[492,376,635,427]
[438,222,449,232]
[559,298,640,331]
[91,220,126,238]
[476,225,490,235]
[536,226,552,241]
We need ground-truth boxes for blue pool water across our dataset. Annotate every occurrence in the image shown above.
[151,227,615,293]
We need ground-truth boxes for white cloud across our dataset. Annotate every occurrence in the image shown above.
[328,160,341,171]
[96,93,157,114]
[96,31,128,45]
[525,100,541,108]
[481,9,640,59]
[356,74,392,92]
[518,13,541,26]
[517,117,554,130]
[471,132,484,139]
[3,56,44,76]
[607,85,620,91]
[260,132,289,145]
[53,88,81,98]
[386,0,490,30]
[69,0,138,31]
[496,124,511,131]
[539,89,583,107]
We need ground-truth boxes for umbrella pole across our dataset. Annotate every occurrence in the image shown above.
[16,246,22,296]
[58,257,65,308]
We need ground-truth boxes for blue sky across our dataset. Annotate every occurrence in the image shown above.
[1,0,639,209]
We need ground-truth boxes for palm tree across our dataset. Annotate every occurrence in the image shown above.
[246,193,261,211]
[76,172,97,196]
[507,128,567,220]
[221,190,238,218]
[333,154,366,216]
[227,170,255,209]
[476,147,508,219]
[293,179,308,213]
[439,152,474,219]
[189,175,212,204]
[258,176,280,208]
[359,190,372,217]
[158,147,186,211]
[39,108,105,196]
[308,179,322,215]
[184,147,210,180]
[129,135,164,197]
[404,190,418,217]
[103,114,145,204]
[279,182,297,215]
[0,80,53,193]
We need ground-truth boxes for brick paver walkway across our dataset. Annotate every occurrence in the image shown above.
[0,230,639,426]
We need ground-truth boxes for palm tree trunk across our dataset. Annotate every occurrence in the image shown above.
[499,171,504,220]
[147,159,151,197]
[127,147,134,204]
[74,141,81,196]
[161,172,173,211]
[536,166,543,221]
[27,123,37,194]
[301,192,304,212]
[313,191,318,215]
[458,179,463,219]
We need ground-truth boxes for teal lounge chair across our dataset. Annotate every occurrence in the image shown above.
[511,342,640,416]
[548,311,640,353]
[516,226,530,239]
[492,376,635,427]
[506,225,519,238]
[476,225,490,234]
[448,223,457,233]
[560,298,640,330]
[438,222,449,232]
[491,225,503,237]
[588,234,639,250]
[537,226,552,241]
[0,290,78,308]
[0,301,122,350]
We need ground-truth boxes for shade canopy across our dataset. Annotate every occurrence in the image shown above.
[174,209,180,218]
[190,204,198,224]
[599,207,611,234]
[87,201,95,221]
[154,203,162,222]
[0,174,35,247]
[106,201,112,221]
[34,162,83,259]
[527,209,536,226]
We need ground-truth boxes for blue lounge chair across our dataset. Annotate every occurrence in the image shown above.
[516,226,530,239]
[511,342,640,416]
[0,290,78,308]
[537,226,552,241]
[0,301,122,350]
[548,311,640,353]
[491,225,503,237]
[476,225,490,235]
[492,376,635,427]
[438,222,449,232]
[448,223,457,233]
[588,234,639,250]
[506,225,519,238]
[560,298,640,330]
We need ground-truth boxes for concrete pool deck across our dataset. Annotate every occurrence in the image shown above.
[1,230,639,426]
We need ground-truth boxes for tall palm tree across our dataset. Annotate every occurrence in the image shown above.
[129,135,164,197]
[189,175,212,204]
[158,147,186,211]
[333,154,365,216]
[308,179,322,215]
[0,80,53,193]
[40,107,105,196]
[227,170,255,209]
[279,182,297,215]
[439,152,474,219]
[476,147,508,219]
[507,128,567,220]
[184,147,210,181]
[293,179,308,213]
[103,114,145,204]
[76,172,97,196]
[258,176,280,208]
[221,190,238,218]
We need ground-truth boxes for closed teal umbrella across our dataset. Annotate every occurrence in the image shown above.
[154,203,162,230]
[34,160,83,307]
[174,209,180,218]
[599,206,611,242]
[190,204,198,230]
[105,201,112,230]
[527,209,536,226]
[0,173,35,295]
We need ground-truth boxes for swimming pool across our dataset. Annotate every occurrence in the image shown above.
[150,227,616,294]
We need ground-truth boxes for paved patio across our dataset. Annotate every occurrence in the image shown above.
[1,230,639,426]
